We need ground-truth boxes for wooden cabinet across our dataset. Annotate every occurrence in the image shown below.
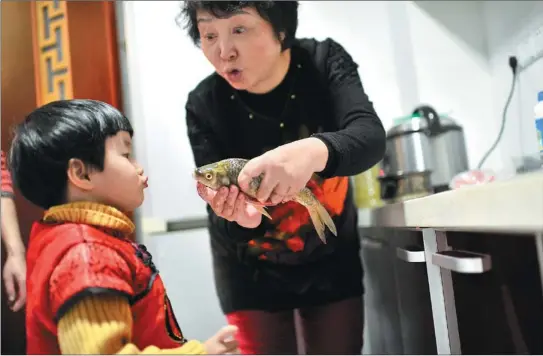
[1,1,124,353]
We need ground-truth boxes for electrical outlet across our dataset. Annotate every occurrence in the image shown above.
[517,24,543,70]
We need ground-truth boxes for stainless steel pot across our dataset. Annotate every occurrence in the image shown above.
[378,171,433,203]
[382,105,469,191]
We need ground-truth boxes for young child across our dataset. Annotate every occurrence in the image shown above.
[9,99,239,355]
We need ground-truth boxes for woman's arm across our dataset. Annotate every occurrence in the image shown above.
[1,150,26,311]
[1,197,26,311]
[1,198,25,257]
[312,38,387,178]
[1,150,24,257]
[57,295,205,355]
[236,40,386,202]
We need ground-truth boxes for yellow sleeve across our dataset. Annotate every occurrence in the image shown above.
[57,294,206,355]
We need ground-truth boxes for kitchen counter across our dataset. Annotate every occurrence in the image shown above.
[358,171,543,233]
[357,170,543,354]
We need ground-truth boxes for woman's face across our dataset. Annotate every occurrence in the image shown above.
[197,7,285,93]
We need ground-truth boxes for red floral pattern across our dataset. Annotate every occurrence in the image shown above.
[247,176,349,257]
[49,242,134,316]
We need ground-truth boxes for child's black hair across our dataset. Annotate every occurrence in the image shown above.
[177,1,299,51]
[8,99,133,210]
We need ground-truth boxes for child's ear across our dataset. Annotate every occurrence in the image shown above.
[67,158,93,190]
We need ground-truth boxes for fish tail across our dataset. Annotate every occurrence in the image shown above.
[307,206,327,244]
[296,190,337,244]
[315,200,337,236]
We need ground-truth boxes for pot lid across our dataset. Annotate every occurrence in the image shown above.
[387,111,459,137]
[387,113,427,137]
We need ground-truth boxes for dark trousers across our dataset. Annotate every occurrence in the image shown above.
[226,296,364,355]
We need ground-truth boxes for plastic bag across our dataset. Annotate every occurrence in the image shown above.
[449,169,496,190]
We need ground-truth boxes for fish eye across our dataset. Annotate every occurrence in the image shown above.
[205,173,213,180]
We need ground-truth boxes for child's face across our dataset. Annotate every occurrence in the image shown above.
[89,131,148,212]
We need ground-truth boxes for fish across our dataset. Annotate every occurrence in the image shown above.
[193,158,337,244]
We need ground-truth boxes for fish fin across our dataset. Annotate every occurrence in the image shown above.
[246,196,276,207]
[316,201,337,236]
[306,200,338,244]
[252,204,272,220]
[307,206,327,244]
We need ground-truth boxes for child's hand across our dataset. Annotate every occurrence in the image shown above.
[204,325,239,354]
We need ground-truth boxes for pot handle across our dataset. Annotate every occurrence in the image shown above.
[413,105,442,136]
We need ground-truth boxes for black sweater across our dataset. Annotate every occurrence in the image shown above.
[185,38,386,313]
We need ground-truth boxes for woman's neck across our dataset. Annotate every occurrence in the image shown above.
[247,49,291,94]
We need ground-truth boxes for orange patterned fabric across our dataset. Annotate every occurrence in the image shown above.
[26,202,186,354]
[1,150,13,195]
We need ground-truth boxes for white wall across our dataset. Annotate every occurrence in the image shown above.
[121,1,212,222]
[406,0,543,172]
[483,1,543,168]
[298,1,405,128]
[405,1,494,170]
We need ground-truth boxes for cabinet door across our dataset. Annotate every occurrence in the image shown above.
[360,230,404,354]
[447,231,543,354]
[390,230,437,354]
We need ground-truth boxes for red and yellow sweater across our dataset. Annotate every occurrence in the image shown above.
[25,202,206,355]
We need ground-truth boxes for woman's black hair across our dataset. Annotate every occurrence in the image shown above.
[8,99,133,210]
[177,1,299,51]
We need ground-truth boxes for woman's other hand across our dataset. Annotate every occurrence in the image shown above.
[3,251,26,312]
[196,182,262,228]
[237,138,329,205]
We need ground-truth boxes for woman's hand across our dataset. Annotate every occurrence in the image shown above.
[3,251,26,312]
[196,182,262,228]
[237,138,329,205]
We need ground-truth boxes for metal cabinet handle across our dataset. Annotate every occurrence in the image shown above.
[396,245,426,263]
[431,249,492,274]
[361,237,384,249]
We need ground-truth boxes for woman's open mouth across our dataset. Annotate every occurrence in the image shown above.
[225,68,243,83]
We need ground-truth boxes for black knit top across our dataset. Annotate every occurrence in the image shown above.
[185,37,386,313]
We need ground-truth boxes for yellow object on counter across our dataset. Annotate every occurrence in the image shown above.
[352,164,382,209]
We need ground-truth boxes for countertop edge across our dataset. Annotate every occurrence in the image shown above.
[358,171,543,233]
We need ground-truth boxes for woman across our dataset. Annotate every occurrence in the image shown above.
[1,150,26,312]
[179,1,386,354]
